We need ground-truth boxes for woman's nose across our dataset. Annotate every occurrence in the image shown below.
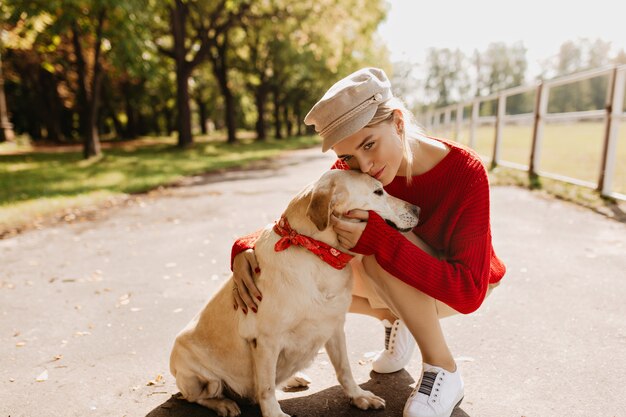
[356,155,372,173]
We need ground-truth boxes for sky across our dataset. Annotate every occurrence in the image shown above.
[377,0,626,78]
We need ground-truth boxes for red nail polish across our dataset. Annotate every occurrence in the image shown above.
[257,295,263,302]
[251,307,257,313]
[243,309,248,315]
[254,267,261,274]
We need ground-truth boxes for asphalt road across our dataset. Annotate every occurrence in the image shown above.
[1,147,625,417]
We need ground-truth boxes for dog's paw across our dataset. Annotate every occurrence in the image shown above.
[202,398,241,417]
[350,390,386,410]
[281,371,312,390]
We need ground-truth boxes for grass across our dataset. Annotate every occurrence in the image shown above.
[0,134,322,234]
[438,121,626,195]
[487,165,626,222]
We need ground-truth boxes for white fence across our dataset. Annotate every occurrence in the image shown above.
[420,64,626,201]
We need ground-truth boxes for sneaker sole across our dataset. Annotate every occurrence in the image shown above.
[453,396,464,414]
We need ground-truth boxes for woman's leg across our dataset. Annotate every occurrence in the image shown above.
[349,294,397,322]
[360,255,456,372]
[348,257,397,322]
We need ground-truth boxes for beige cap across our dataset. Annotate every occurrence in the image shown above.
[304,67,392,152]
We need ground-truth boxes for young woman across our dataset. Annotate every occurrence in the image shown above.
[230,67,506,417]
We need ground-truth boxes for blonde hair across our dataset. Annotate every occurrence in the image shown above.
[365,97,424,182]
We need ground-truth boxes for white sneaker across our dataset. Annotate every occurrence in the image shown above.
[403,363,464,417]
[372,319,416,373]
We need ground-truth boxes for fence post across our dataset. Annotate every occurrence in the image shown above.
[470,100,479,149]
[492,94,506,168]
[530,82,548,179]
[455,103,463,142]
[444,107,452,138]
[599,66,626,196]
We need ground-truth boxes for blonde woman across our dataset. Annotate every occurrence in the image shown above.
[231,67,505,417]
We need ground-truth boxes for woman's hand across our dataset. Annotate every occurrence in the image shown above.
[330,209,369,250]
[232,249,262,314]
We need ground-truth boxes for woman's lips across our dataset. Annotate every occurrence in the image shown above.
[372,167,385,180]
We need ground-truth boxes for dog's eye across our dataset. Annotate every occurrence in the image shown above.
[374,189,383,196]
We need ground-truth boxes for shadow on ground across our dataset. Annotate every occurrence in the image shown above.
[146,371,470,417]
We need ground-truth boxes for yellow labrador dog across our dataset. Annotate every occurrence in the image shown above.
[170,169,419,417]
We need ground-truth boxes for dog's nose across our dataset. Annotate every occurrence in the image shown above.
[411,205,420,218]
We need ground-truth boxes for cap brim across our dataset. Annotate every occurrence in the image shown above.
[321,105,378,153]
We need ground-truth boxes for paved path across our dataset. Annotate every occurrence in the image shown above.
[1,147,625,417]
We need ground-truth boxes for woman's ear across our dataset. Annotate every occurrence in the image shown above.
[392,109,405,135]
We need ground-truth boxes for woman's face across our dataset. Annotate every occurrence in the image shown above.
[332,116,406,186]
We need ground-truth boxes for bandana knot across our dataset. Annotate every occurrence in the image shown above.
[273,217,354,270]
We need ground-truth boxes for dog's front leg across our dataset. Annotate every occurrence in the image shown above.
[251,337,289,417]
[325,323,386,410]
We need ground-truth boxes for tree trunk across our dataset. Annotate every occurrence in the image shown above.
[0,52,14,142]
[84,69,103,158]
[254,86,267,141]
[122,81,138,139]
[196,98,208,135]
[171,0,193,148]
[210,33,237,144]
[273,88,282,139]
[284,104,293,137]
[71,11,105,159]
[175,66,193,147]
[39,67,64,142]
[295,99,303,136]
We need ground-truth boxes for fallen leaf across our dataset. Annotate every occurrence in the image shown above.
[36,370,48,382]
[16,341,26,347]
[53,355,63,361]
[172,308,183,313]
[146,374,164,386]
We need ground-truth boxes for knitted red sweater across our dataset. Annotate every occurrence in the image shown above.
[230,138,506,314]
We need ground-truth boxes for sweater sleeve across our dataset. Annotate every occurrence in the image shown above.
[351,177,493,314]
[230,229,263,270]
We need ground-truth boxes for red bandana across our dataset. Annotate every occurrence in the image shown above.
[273,217,354,270]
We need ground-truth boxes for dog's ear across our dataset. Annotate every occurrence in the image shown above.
[306,179,337,231]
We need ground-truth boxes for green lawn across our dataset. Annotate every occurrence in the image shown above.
[441,121,626,195]
[0,135,321,232]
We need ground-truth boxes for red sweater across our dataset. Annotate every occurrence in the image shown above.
[231,138,506,314]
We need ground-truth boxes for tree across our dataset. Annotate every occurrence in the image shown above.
[424,48,468,107]
[156,0,253,147]
[4,0,152,157]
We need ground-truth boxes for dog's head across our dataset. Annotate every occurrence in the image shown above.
[306,170,420,232]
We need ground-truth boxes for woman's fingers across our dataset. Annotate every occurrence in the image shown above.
[232,284,248,313]
[343,209,369,221]
[243,251,263,302]
[232,249,261,313]
[331,214,366,249]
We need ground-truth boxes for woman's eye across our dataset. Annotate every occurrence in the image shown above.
[341,155,352,162]
[364,141,374,150]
